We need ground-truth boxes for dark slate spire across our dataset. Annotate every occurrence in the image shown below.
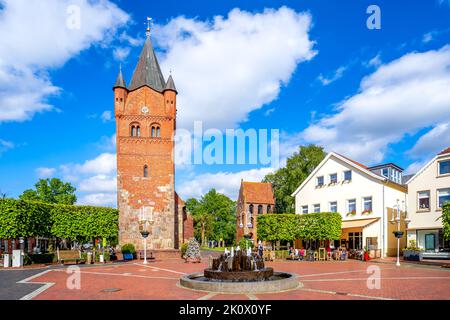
[113,65,127,89]
[128,30,166,92]
[164,74,177,93]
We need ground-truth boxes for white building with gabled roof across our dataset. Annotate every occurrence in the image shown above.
[292,152,408,257]
[405,147,450,253]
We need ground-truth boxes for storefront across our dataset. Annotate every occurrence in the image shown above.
[338,218,382,258]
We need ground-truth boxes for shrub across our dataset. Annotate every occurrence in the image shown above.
[180,242,188,258]
[257,212,342,241]
[121,243,136,254]
[0,199,118,241]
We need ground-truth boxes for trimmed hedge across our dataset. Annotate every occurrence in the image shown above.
[257,212,342,241]
[0,199,118,241]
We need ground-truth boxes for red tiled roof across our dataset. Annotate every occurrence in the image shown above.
[335,153,369,169]
[241,182,275,205]
[438,147,450,155]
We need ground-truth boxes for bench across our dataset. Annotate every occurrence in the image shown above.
[57,249,85,265]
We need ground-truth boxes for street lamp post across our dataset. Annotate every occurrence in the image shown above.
[391,199,410,267]
[139,207,154,265]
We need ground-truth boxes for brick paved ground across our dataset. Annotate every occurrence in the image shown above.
[5,258,450,300]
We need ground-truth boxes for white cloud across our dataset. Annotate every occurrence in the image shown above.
[155,7,316,129]
[76,153,116,175]
[317,66,346,86]
[405,158,431,175]
[177,167,274,200]
[408,123,450,158]
[0,0,129,122]
[422,32,434,44]
[54,152,117,206]
[78,174,116,192]
[295,45,450,165]
[367,54,382,67]
[113,47,131,61]
[36,167,56,178]
[79,193,116,207]
[100,110,113,122]
[0,138,14,155]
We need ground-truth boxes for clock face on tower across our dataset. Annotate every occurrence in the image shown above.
[141,106,149,114]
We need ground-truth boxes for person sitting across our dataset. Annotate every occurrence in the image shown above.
[288,247,294,259]
[294,248,299,260]
[341,248,348,260]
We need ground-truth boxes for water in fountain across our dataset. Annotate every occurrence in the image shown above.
[205,246,272,282]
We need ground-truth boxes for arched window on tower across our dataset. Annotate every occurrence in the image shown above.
[267,205,271,213]
[143,165,148,177]
[130,123,140,137]
[258,205,263,214]
[151,123,161,138]
[248,204,254,227]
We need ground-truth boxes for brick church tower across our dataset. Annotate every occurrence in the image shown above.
[113,25,193,253]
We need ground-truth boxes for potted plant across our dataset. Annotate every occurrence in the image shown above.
[362,209,372,215]
[346,210,356,217]
[363,246,370,261]
[402,240,423,261]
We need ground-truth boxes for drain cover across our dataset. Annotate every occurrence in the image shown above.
[101,288,122,293]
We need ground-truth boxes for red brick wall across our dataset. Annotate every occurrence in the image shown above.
[115,85,179,251]
[183,213,194,241]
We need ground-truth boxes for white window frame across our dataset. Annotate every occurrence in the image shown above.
[362,196,372,212]
[438,160,450,176]
[316,176,324,187]
[437,188,450,209]
[329,173,338,184]
[417,190,430,210]
[347,199,356,213]
[301,205,308,214]
[313,204,321,213]
[343,170,352,181]
[329,201,337,213]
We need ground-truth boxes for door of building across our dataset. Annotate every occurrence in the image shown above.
[425,234,435,251]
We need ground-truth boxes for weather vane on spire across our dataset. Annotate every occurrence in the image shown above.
[146,17,153,37]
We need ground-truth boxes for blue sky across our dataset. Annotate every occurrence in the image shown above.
[0,0,449,205]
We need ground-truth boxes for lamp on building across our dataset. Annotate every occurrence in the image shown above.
[390,199,409,267]
[138,206,154,264]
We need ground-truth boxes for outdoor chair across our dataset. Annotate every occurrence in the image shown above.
[313,251,319,261]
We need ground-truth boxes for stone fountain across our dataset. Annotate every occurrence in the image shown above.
[180,246,299,293]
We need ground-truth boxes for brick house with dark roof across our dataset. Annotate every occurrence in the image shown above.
[236,180,275,243]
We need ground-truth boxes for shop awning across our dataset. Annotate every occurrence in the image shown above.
[341,218,379,229]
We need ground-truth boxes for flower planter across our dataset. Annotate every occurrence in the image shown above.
[403,250,422,261]
[363,252,370,261]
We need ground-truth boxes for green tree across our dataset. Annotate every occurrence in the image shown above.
[442,203,450,241]
[263,145,326,213]
[185,189,236,246]
[19,178,77,205]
